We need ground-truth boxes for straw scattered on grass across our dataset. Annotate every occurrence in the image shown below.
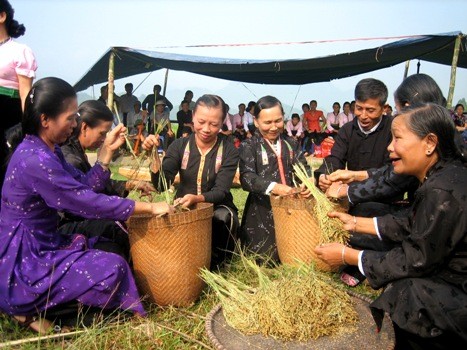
[201,253,358,342]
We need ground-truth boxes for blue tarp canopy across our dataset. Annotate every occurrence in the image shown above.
[74,32,466,92]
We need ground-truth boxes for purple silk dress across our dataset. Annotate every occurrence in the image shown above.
[0,135,146,316]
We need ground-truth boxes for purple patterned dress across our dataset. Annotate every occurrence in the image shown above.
[0,135,146,316]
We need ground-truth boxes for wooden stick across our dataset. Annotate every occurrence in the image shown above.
[107,50,115,111]
[0,330,85,348]
[403,60,410,79]
[447,34,462,109]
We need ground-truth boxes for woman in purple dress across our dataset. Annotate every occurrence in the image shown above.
[0,77,171,334]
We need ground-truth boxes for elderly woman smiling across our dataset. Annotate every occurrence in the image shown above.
[315,103,467,348]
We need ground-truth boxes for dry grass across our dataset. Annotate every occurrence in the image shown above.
[201,253,358,342]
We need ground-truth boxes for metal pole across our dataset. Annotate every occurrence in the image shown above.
[417,60,421,74]
[447,35,462,109]
[107,50,115,112]
[403,60,410,79]
[162,69,169,96]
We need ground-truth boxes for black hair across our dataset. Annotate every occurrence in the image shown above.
[332,102,341,108]
[302,103,310,109]
[193,94,227,122]
[355,78,388,106]
[238,103,246,108]
[394,73,446,108]
[124,83,133,89]
[182,126,192,135]
[23,77,77,137]
[181,99,189,106]
[70,100,113,138]
[343,101,350,107]
[0,0,25,38]
[254,95,284,119]
[5,122,22,151]
[153,84,162,93]
[247,101,256,113]
[402,103,466,163]
[291,113,300,120]
[310,100,317,105]
[454,103,465,111]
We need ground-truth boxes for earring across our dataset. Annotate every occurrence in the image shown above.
[426,150,431,155]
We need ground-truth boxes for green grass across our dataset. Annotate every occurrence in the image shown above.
[0,161,380,349]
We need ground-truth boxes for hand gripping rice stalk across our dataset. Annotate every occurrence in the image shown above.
[293,162,349,244]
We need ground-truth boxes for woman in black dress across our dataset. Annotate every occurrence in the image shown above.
[239,95,311,262]
[315,103,467,348]
[143,94,239,268]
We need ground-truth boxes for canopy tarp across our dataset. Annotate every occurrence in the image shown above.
[74,32,466,92]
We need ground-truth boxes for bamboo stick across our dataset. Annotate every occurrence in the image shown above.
[446,35,462,109]
[0,330,85,348]
[107,50,116,111]
[162,69,169,96]
[403,60,410,79]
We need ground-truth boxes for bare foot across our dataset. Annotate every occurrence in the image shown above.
[13,315,54,335]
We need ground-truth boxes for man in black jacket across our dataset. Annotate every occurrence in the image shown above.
[315,78,392,192]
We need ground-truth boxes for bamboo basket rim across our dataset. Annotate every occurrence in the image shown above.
[128,202,213,229]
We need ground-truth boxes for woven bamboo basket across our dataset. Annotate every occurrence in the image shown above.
[270,195,332,271]
[127,202,213,306]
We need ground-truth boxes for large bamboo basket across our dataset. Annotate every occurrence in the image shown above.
[270,195,332,271]
[127,202,213,306]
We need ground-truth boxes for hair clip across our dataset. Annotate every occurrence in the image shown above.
[29,88,35,103]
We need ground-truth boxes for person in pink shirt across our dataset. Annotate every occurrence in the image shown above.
[232,103,247,141]
[326,102,348,135]
[0,0,37,190]
[340,101,354,123]
[285,113,304,141]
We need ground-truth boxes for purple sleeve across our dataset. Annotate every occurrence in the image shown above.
[56,147,109,192]
[23,149,135,221]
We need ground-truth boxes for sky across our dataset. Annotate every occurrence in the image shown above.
[12,0,467,116]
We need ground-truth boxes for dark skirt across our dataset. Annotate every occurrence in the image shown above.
[211,205,239,269]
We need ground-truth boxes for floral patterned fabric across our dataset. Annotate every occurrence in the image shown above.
[0,135,145,316]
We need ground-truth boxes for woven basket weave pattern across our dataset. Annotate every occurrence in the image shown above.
[271,196,332,271]
[128,203,213,306]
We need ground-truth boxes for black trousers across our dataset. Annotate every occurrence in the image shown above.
[58,219,130,260]
[0,95,22,192]
[211,205,239,269]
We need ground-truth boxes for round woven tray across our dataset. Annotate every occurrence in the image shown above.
[205,291,395,350]
[270,195,332,271]
[127,202,213,306]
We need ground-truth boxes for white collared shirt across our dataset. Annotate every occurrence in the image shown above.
[357,117,383,134]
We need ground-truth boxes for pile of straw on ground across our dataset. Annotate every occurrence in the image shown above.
[201,254,358,342]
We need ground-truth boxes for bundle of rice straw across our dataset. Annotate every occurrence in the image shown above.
[201,254,358,341]
[293,163,349,244]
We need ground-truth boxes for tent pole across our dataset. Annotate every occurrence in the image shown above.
[447,35,462,109]
[403,60,410,79]
[162,69,169,96]
[107,50,115,112]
